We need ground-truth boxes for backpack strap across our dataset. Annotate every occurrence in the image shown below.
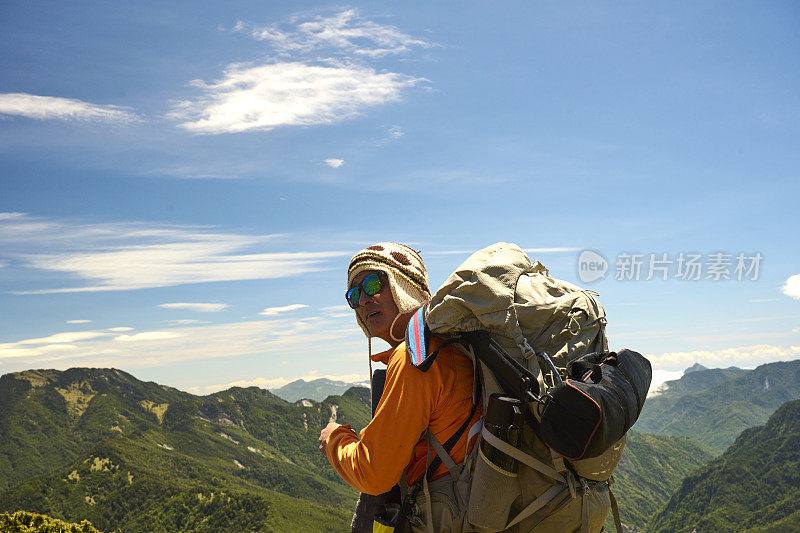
[406,306,439,371]
[424,400,479,480]
[480,428,565,484]
[608,476,623,533]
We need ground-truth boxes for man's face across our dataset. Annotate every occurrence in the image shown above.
[350,270,399,342]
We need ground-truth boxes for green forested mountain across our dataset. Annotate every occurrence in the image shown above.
[0,368,370,532]
[608,431,714,531]
[0,510,102,532]
[270,378,368,403]
[4,364,787,532]
[637,359,800,452]
[647,398,800,532]
[649,365,750,398]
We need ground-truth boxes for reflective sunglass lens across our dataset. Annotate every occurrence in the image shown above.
[362,274,381,296]
[347,287,360,309]
[345,273,383,309]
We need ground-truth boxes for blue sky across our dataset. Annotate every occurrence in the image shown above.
[1,1,798,394]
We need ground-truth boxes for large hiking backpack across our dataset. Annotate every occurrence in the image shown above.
[402,242,651,533]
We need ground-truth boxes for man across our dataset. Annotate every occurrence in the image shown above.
[319,243,481,532]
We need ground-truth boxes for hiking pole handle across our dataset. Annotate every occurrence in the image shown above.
[461,331,540,403]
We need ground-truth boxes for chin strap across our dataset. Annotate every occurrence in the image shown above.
[368,336,374,413]
[389,312,405,343]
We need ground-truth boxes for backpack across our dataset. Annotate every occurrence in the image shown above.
[402,242,651,533]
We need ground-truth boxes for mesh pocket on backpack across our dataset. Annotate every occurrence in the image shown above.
[466,447,520,531]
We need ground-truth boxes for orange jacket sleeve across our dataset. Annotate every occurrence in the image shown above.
[325,343,435,495]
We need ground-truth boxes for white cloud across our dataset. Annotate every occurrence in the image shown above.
[0,213,347,293]
[0,93,139,122]
[18,331,109,345]
[375,125,405,146]
[0,317,363,371]
[647,369,685,397]
[166,319,209,326]
[647,344,800,371]
[115,331,181,342]
[324,158,345,168]
[159,302,229,312]
[67,319,92,324]
[234,10,432,58]
[258,304,309,316]
[321,305,350,312]
[172,62,422,134]
[425,247,580,256]
[781,274,800,299]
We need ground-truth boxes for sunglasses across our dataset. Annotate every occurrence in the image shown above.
[346,273,382,309]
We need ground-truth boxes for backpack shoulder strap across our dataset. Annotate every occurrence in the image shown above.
[406,306,463,372]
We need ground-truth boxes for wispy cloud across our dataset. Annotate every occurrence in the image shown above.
[374,124,405,146]
[0,213,347,294]
[172,62,422,134]
[0,93,139,122]
[166,319,209,326]
[425,247,580,256]
[258,304,309,316]
[0,318,362,372]
[173,10,429,135]
[159,303,230,312]
[66,319,92,324]
[782,274,800,299]
[233,9,432,58]
[324,158,345,168]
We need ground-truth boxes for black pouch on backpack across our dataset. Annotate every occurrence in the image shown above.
[538,349,652,460]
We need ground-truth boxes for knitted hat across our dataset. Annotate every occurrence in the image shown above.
[347,243,431,338]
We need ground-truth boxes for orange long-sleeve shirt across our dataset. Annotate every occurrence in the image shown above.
[325,337,481,496]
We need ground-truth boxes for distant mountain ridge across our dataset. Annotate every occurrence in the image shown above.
[648,398,800,532]
[636,359,800,452]
[650,365,750,398]
[0,367,370,532]
[4,362,796,532]
[271,378,368,403]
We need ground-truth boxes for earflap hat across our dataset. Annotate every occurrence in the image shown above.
[347,242,430,339]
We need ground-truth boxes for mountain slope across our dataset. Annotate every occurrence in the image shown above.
[647,399,800,532]
[650,365,749,398]
[0,368,371,532]
[0,510,102,532]
[609,431,714,531]
[636,359,800,452]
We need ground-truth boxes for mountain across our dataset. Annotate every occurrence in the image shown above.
[0,368,371,532]
[636,359,800,453]
[607,431,714,531]
[647,398,800,532]
[683,363,708,374]
[270,378,368,403]
[650,365,750,398]
[0,510,101,532]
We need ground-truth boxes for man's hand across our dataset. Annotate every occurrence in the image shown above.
[319,421,341,454]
